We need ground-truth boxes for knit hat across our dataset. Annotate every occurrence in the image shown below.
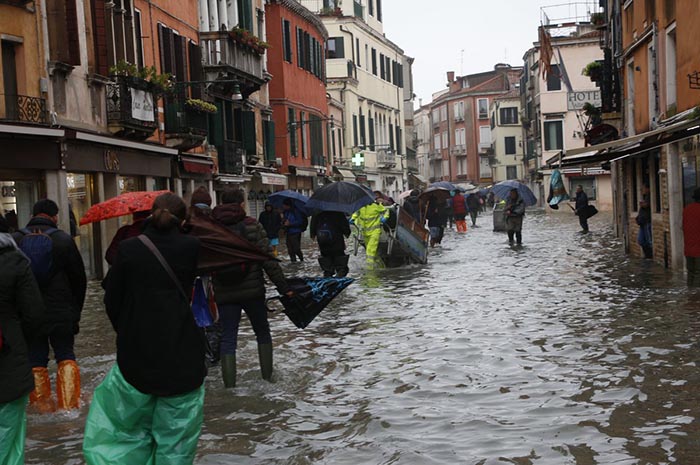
[190,186,212,207]
[33,199,59,217]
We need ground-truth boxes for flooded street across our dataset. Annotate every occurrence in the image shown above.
[25,210,700,465]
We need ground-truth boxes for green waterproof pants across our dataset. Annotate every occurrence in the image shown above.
[0,395,28,465]
[83,365,204,465]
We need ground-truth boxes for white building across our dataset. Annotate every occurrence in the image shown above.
[300,0,410,200]
[412,103,432,184]
[489,91,524,182]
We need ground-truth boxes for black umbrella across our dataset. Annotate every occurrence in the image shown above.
[306,181,375,214]
[269,277,354,329]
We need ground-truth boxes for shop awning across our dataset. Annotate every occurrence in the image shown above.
[215,174,248,184]
[72,131,178,155]
[548,114,700,169]
[333,166,356,180]
[258,172,288,187]
[291,166,319,177]
[181,155,215,174]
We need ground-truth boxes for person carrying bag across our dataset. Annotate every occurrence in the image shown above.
[83,193,206,465]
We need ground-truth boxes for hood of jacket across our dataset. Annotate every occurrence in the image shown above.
[0,232,17,250]
[213,203,247,226]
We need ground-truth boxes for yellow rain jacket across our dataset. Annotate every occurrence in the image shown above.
[352,203,389,266]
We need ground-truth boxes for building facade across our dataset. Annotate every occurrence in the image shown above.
[300,0,410,200]
[266,0,329,196]
[428,65,522,186]
[489,91,524,182]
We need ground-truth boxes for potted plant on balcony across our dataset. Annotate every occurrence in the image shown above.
[582,61,603,83]
[109,60,173,94]
[590,12,605,26]
[229,27,269,56]
[185,99,218,114]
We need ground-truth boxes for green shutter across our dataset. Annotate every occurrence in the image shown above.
[242,110,256,155]
[263,120,276,161]
[208,100,224,147]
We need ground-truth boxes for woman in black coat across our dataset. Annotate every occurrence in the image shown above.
[0,215,44,465]
[83,193,206,465]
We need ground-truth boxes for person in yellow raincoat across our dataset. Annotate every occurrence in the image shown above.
[351,194,389,268]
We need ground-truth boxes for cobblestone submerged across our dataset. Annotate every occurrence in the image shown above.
[25,210,700,465]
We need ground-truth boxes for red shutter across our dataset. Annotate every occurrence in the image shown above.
[91,0,109,75]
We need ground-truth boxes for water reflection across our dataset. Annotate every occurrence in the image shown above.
[25,211,700,465]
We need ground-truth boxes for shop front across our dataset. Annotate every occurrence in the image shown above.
[174,155,216,205]
[288,166,318,196]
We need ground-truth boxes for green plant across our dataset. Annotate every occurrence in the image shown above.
[108,60,173,93]
[229,27,270,56]
[185,99,218,114]
[582,61,603,77]
[590,12,605,25]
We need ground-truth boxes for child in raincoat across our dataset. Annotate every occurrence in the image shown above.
[351,194,389,268]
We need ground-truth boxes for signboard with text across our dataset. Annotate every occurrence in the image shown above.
[567,90,602,110]
[130,88,155,122]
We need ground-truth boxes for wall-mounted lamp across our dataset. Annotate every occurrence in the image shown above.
[232,83,243,101]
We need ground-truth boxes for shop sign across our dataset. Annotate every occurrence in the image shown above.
[567,90,601,110]
[130,88,155,122]
[104,150,120,172]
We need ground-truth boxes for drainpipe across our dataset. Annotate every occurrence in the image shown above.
[339,25,355,66]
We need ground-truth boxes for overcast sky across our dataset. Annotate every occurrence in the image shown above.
[382,0,598,106]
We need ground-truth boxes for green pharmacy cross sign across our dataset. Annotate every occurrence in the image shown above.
[352,152,364,167]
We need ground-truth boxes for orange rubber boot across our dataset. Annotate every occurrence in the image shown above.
[29,367,57,413]
[56,360,81,410]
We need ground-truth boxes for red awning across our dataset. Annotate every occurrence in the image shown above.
[181,155,214,174]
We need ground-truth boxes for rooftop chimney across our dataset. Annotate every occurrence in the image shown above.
[447,71,455,84]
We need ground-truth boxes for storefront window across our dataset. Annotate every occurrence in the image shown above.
[118,176,145,194]
[0,181,38,232]
[67,173,96,278]
[682,154,699,206]
[569,177,597,200]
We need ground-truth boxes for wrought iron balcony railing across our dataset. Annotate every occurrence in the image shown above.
[200,31,264,84]
[106,76,158,140]
[0,94,48,124]
[353,0,363,18]
[450,145,467,156]
[377,150,396,168]
[164,96,209,149]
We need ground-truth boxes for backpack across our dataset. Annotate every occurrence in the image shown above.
[300,213,309,232]
[18,227,58,287]
[316,221,335,246]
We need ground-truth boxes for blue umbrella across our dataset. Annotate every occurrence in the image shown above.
[306,181,375,214]
[547,169,570,209]
[430,181,459,191]
[491,180,537,206]
[268,190,309,214]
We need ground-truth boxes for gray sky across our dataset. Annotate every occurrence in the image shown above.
[382,0,598,106]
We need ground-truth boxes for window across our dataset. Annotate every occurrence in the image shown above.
[359,110,366,147]
[309,114,324,165]
[237,0,253,31]
[458,157,467,175]
[289,108,297,157]
[300,111,307,158]
[368,114,375,149]
[544,121,564,150]
[479,126,491,147]
[434,133,441,151]
[441,131,448,148]
[282,20,292,62]
[48,0,80,66]
[506,166,518,180]
[569,177,597,200]
[356,38,360,67]
[368,0,374,16]
[665,26,677,110]
[547,65,561,91]
[371,48,377,75]
[432,108,440,125]
[296,28,304,69]
[455,128,466,146]
[376,0,382,21]
[477,98,488,119]
[505,136,517,155]
[380,53,385,79]
[158,25,189,83]
[440,106,447,122]
[454,102,464,121]
[326,37,344,59]
[499,107,518,125]
[134,9,144,69]
[352,114,358,147]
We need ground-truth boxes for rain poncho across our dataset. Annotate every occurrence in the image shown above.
[83,365,204,465]
[352,203,389,266]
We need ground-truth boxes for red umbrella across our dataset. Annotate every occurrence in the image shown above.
[79,190,170,225]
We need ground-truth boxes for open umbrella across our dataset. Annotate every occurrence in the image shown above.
[268,190,309,214]
[186,213,275,273]
[306,181,375,214]
[491,181,538,206]
[430,181,459,191]
[79,190,170,225]
[418,187,451,219]
[269,277,354,329]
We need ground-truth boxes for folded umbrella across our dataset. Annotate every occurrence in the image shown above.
[79,190,170,225]
[306,181,375,214]
[186,214,275,273]
[491,180,538,207]
[270,277,354,329]
[268,190,310,215]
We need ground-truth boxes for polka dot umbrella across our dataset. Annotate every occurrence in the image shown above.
[79,190,170,226]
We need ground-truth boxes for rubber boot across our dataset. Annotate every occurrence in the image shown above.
[318,256,335,277]
[258,344,273,381]
[56,360,81,410]
[29,367,56,413]
[335,255,350,277]
[221,354,236,388]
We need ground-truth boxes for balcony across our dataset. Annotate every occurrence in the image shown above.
[164,96,209,150]
[376,149,396,168]
[106,76,158,140]
[353,0,363,18]
[200,31,264,95]
[450,145,466,156]
[218,140,245,175]
[429,151,442,161]
[0,94,48,124]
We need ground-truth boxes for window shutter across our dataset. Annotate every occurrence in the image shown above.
[352,115,358,147]
[380,53,385,79]
[389,123,394,151]
[263,120,276,161]
[297,28,304,68]
[188,40,202,98]
[368,116,375,149]
[208,100,224,147]
[242,110,257,155]
[91,0,109,75]
[173,34,187,82]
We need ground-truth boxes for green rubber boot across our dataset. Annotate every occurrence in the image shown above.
[258,344,273,381]
[221,354,236,388]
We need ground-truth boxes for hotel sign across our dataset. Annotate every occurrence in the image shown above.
[567,90,602,110]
